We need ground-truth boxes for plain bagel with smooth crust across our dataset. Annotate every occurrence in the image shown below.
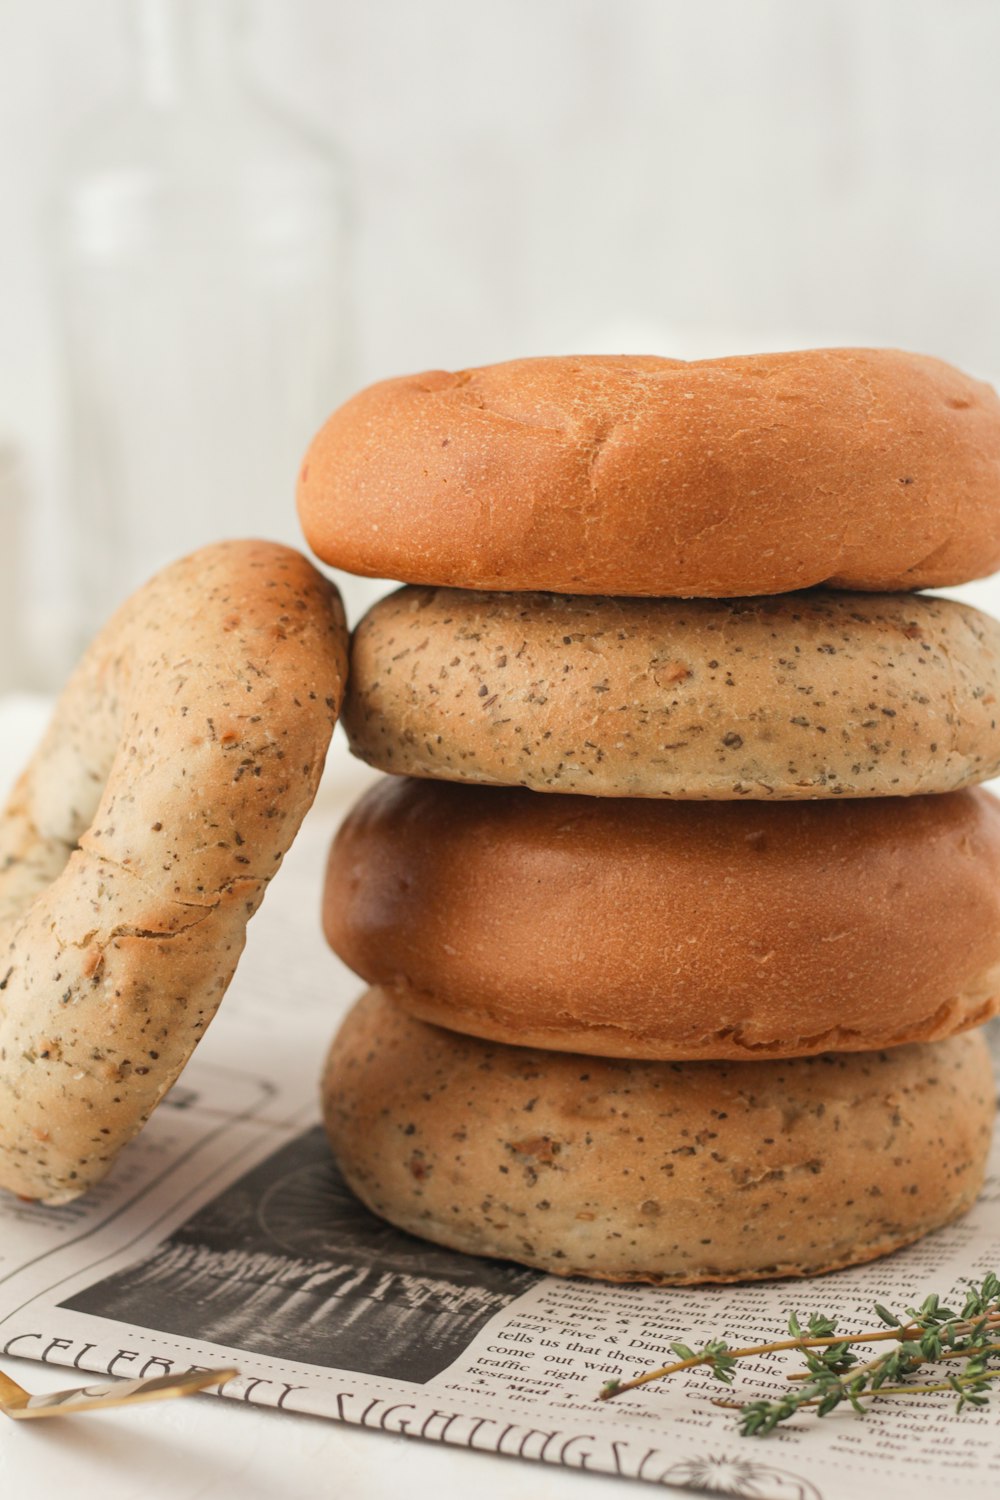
[0,540,347,1204]
[324,778,1000,1060]
[322,990,996,1283]
[344,585,1000,799]
[298,349,1000,597]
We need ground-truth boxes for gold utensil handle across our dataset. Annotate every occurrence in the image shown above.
[1,1366,239,1420]
[0,1369,29,1405]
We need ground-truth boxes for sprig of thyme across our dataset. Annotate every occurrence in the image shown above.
[598,1273,1000,1435]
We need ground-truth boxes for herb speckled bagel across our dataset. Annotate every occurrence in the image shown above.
[0,540,347,1204]
[324,778,1000,1060]
[322,990,996,1283]
[344,586,1000,799]
[297,350,1000,597]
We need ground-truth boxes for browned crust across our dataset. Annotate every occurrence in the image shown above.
[0,541,348,1204]
[322,990,996,1284]
[344,585,1000,799]
[298,350,1000,597]
[324,778,1000,1060]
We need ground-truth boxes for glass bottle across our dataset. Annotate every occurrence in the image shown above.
[55,0,349,651]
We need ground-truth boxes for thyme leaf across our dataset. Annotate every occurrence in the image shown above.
[596,1272,1000,1436]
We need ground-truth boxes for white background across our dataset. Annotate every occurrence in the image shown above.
[2,0,1000,685]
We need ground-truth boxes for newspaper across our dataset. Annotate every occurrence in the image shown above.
[1,803,999,1500]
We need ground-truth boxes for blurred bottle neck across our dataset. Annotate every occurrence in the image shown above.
[129,0,248,106]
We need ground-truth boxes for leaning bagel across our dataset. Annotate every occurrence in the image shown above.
[0,540,347,1204]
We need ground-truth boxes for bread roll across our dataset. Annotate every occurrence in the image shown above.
[298,350,1000,597]
[322,990,996,1283]
[324,778,1000,1059]
[0,541,347,1203]
[344,585,1000,798]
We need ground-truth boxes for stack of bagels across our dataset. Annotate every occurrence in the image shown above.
[298,349,1000,1285]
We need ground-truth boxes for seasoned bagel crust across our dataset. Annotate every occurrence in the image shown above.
[324,779,1000,1060]
[298,350,1000,597]
[0,541,347,1203]
[323,991,996,1283]
[344,586,1000,799]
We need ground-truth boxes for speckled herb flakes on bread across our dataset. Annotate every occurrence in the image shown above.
[0,540,347,1204]
[344,586,1000,799]
[323,990,996,1284]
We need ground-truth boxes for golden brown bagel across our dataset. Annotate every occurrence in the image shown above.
[298,350,1000,597]
[322,990,996,1283]
[324,778,1000,1060]
[0,540,347,1204]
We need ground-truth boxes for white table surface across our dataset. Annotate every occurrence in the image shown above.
[0,1351,636,1500]
[0,695,636,1500]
